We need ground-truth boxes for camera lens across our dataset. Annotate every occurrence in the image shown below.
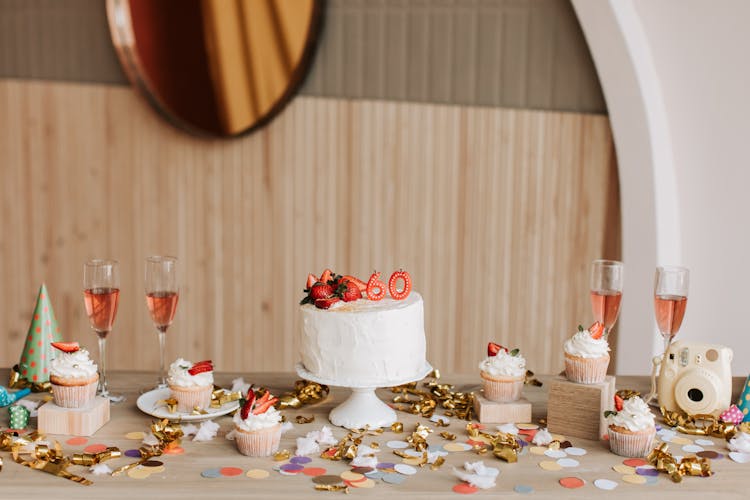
[687,388,704,402]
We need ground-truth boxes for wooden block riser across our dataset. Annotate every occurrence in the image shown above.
[37,397,110,436]
[474,394,532,424]
[546,375,615,441]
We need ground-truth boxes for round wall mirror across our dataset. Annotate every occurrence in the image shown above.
[106,0,323,137]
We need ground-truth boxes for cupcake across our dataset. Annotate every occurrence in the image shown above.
[234,390,282,457]
[49,342,99,408]
[563,322,610,384]
[605,395,656,457]
[167,358,214,412]
[479,343,526,402]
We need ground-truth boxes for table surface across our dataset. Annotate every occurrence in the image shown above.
[1,371,747,499]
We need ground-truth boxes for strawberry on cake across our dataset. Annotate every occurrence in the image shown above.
[298,269,428,386]
[167,358,214,412]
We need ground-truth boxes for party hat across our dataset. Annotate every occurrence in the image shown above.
[738,375,750,422]
[16,284,63,385]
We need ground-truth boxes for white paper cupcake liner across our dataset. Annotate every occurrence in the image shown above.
[51,379,98,408]
[480,372,525,402]
[608,427,656,457]
[235,424,282,457]
[170,384,213,413]
[564,353,609,384]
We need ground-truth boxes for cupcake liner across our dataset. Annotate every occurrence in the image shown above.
[51,378,98,408]
[170,384,213,413]
[235,424,282,457]
[607,426,656,457]
[480,372,525,402]
[564,353,609,384]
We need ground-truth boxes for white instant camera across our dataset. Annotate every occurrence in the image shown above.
[658,340,733,416]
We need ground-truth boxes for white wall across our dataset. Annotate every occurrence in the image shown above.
[573,0,750,375]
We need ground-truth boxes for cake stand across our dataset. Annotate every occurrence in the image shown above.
[295,362,433,430]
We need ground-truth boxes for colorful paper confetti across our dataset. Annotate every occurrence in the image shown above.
[559,477,585,488]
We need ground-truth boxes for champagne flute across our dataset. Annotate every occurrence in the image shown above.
[590,259,624,335]
[83,259,122,401]
[145,256,179,390]
[654,266,689,355]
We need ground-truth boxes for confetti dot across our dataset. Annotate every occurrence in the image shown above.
[444,442,472,452]
[516,423,539,430]
[66,437,88,446]
[529,446,547,456]
[682,444,704,453]
[312,475,343,485]
[694,439,714,446]
[302,467,327,476]
[164,446,184,454]
[622,474,647,485]
[539,460,562,471]
[544,449,567,458]
[670,437,692,445]
[394,464,417,475]
[280,463,304,473]
[514,484,534,494]
[403,449,424,457]
[125,431,146,440]
[402,457,424,466]
[124,449,141,458]
[347,478,376,488]
[559,477,585,489]
[452,483,478,494]
[83,444,107,454]
[382,473,406,485]
[612,464,635,474]
[387,440,409,449]
[635,467,658,477]
[142,460,164,467]
[201,468,222,478]
[127,467,151,479]
[377,462,396,470]
[594,479,618,490]
[291,456,312,464]
[729,452,750,463]
[697,450,723,459]
[220,467,244,477]
[622,458,648,467]
[340,471,364,481]
[365,470,384,480]
[557,458,580,468]
[565,447,587,456]
[246,469,270,479]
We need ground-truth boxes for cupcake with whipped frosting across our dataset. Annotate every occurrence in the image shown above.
[167,358,214,412]
[605,395,656,457]
[479,343,526,402]
[563,322,610,384]
[49,342,99,408]
[234,390,282,456]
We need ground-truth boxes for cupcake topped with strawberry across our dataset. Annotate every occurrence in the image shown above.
[480,343,526,403]
[563,322,610,384]
[49,341,99,408]
[604,393,656,457]
[167,358,214,387]
[233,390,282,457]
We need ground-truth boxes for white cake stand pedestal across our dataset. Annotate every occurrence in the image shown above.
[295,362,433,430]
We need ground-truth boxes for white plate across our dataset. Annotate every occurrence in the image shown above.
[136,388,239,422]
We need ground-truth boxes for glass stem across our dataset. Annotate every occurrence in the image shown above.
[157,329,167,388]
[97,333,109,397]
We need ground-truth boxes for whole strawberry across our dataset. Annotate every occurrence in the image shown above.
[339,279,362,302]
[309,282,335,301]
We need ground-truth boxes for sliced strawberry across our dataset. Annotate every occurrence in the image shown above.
[314,297,340,309]
[188,361,213,375]
[589,321,604,339]
[341,275,367,292]
[252,397,279,415]
[240,390,256,420]
[487,342,506,357]
[319,268,333,284]
[614,394,624,412]
[310,282,335,301]
[306,273,318,290]
[255,391,271,406]
[339,280,362,302]
[51,341,80,353]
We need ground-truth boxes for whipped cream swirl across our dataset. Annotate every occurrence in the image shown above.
[234,406,282,431]
[167,358,214,387]
[50,349,98,379]
[479,350,526,378]
[606,396,655,432]
[729,431,750,453]
[563,328,610,358]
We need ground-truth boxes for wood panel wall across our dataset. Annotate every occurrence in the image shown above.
[0,80,619,376]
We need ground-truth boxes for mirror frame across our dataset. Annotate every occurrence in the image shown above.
[106,0,324,137]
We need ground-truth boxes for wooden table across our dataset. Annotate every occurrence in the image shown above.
[1,371,747,499]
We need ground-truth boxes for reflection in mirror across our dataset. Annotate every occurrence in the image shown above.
[107,0,323,137]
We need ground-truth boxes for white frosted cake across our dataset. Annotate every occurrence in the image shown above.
[299,293,427,386]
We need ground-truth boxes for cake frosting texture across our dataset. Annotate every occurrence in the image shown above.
[299,293,427,385]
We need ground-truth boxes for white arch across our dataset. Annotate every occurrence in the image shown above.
[572,0,682,373]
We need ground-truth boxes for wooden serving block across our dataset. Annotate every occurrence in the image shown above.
[473,394,532,424]
[37,397,110,436]
[546,375,615,441]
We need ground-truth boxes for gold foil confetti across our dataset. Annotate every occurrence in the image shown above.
[71,447,121,466]
[295,415,315,424]
[8,364,52,392]
[210,386,242,408]
[156,397,178,414]
[616,389,640,400]
[524,369,543,387]
[390,371,474,420]
[439,431,456,441]
[273,450,291,461]
[433,418,450,427]
[112,420,183,476]
[465,423,520,462]
[661,407,737,439]
[278,380,330,410]
[10,437,92,485]
[314,484,349,492]
[391,422,404,433]
[647,443,713,483]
